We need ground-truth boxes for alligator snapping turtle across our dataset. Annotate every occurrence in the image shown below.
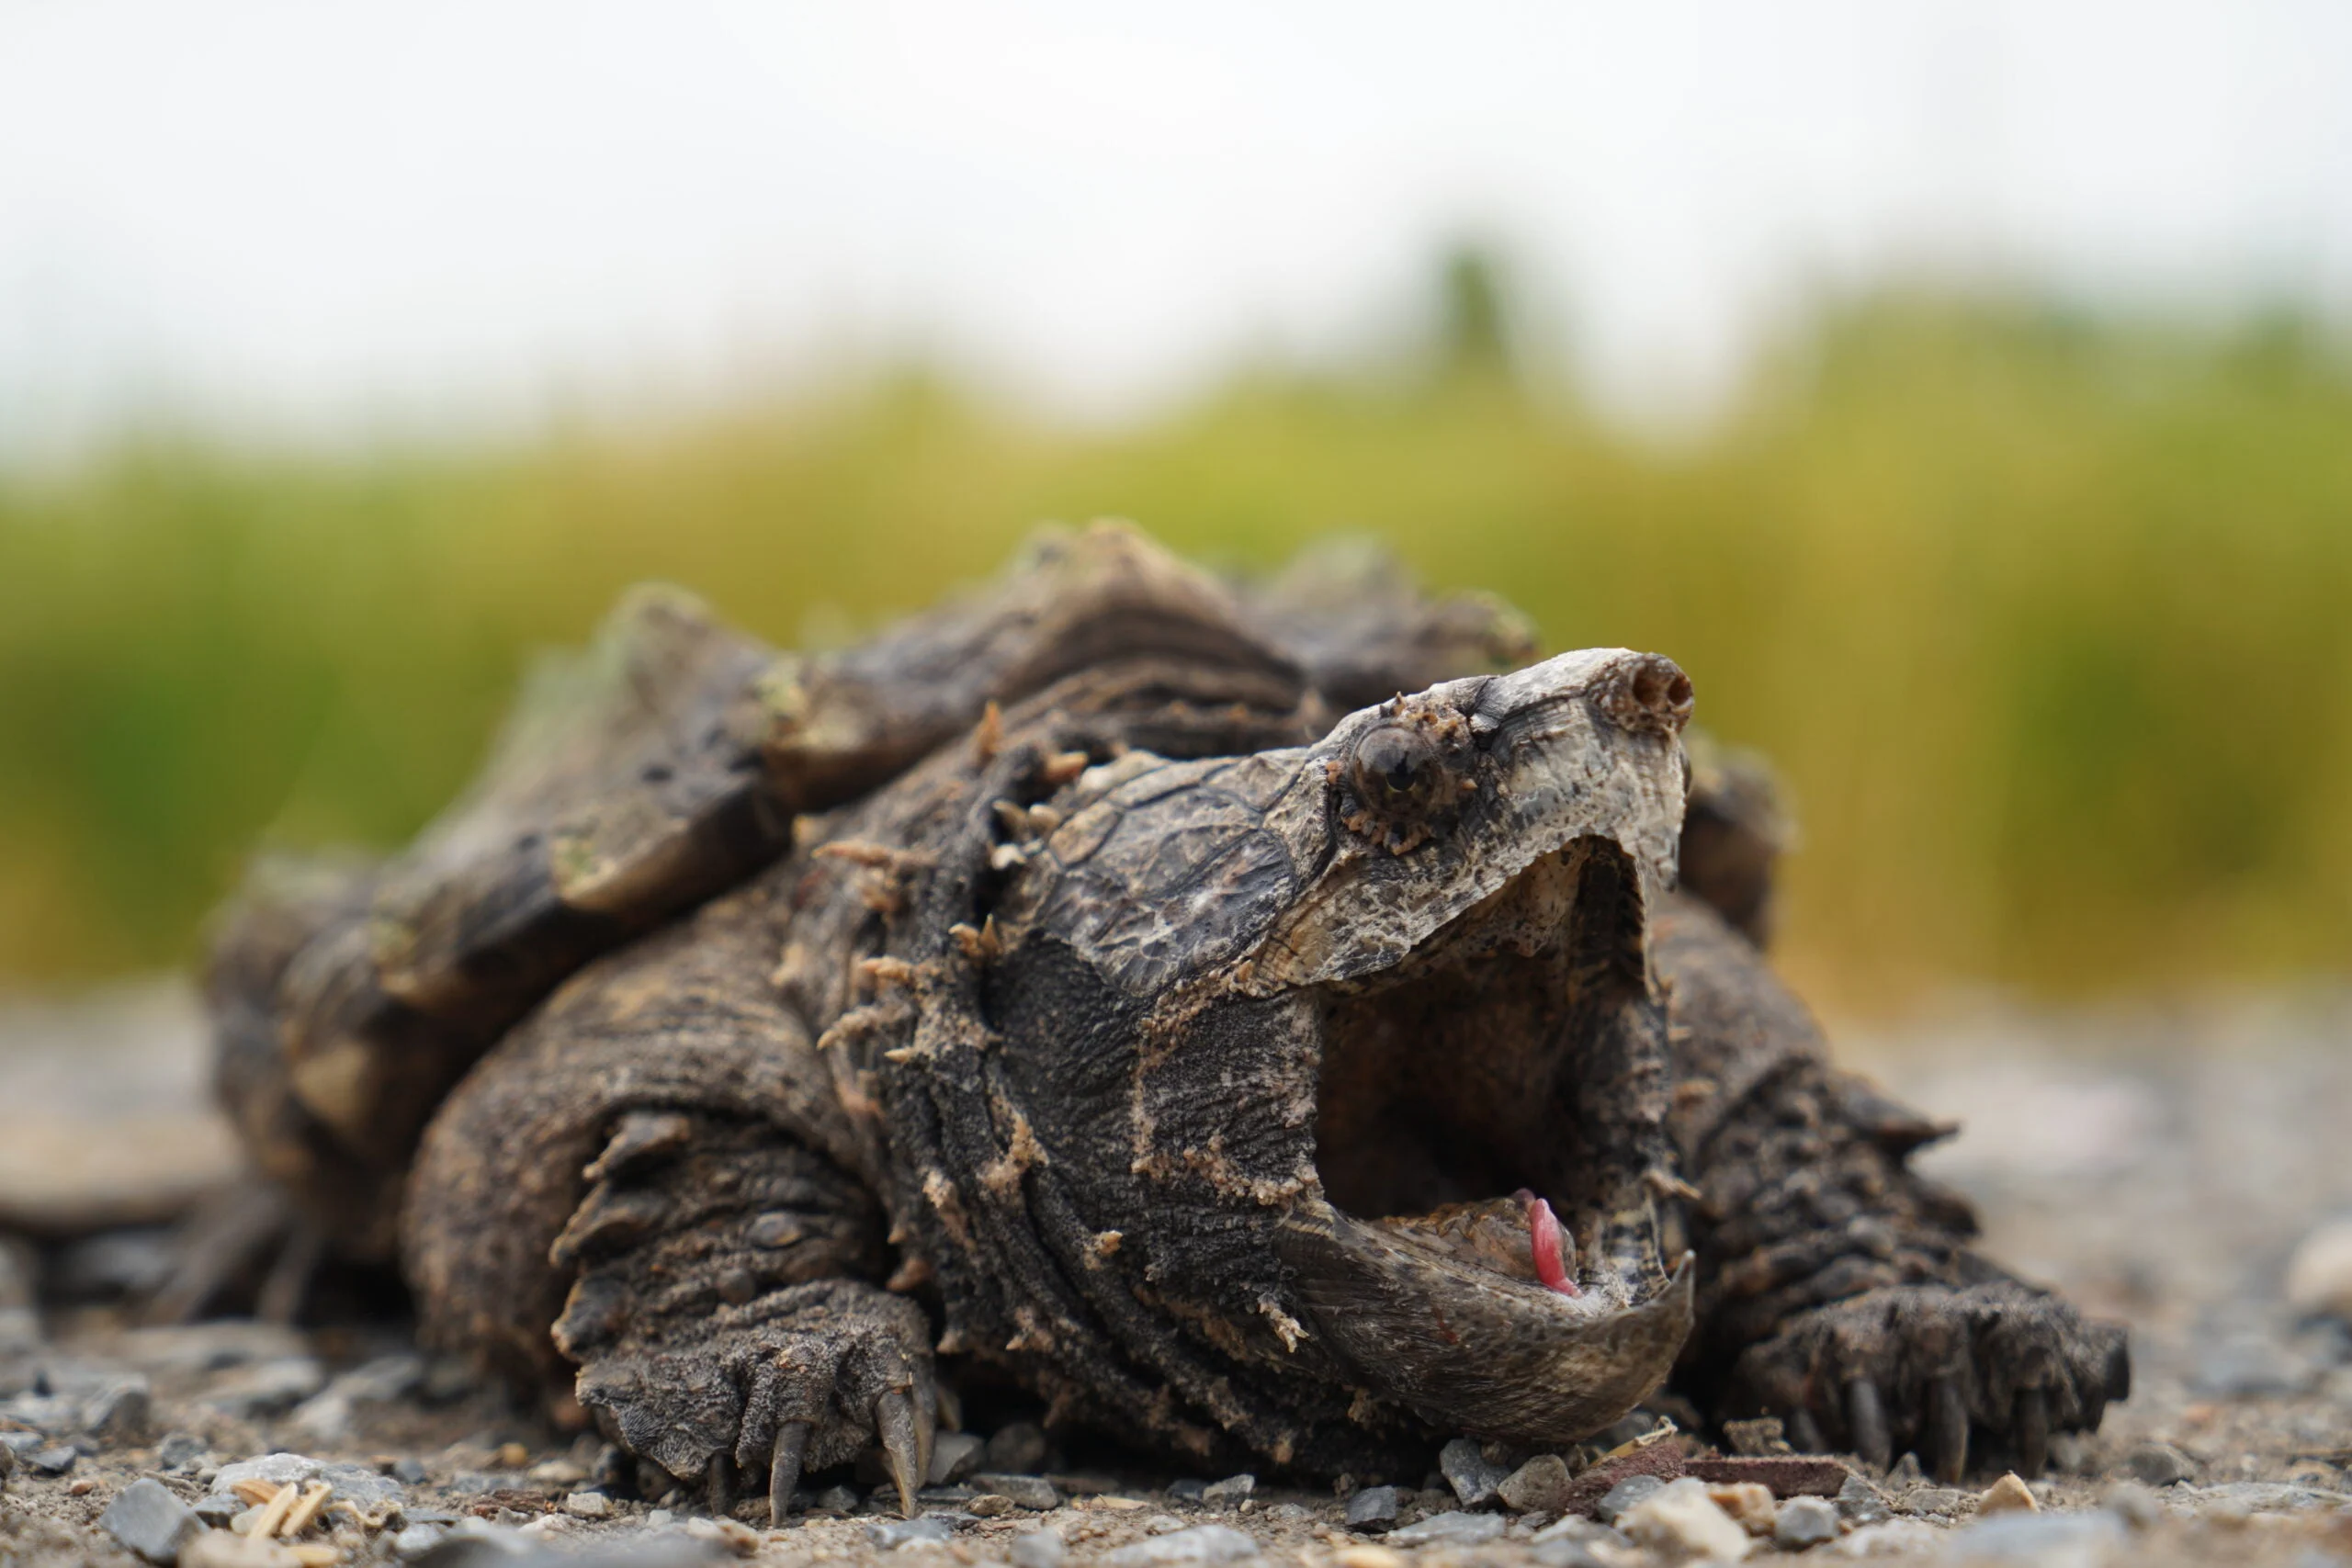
[195,525,2126,1516]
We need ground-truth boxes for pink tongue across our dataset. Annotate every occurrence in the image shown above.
[1526,1194,1581,1296]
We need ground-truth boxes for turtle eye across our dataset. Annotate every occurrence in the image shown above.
[1351,724,1441,807]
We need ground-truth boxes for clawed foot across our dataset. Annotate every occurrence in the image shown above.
[1724,1280,2129,1482]
[571,1279,940,1520]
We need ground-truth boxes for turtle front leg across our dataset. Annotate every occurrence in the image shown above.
[1654,897,2129,1481]
[546,1111,941,1519]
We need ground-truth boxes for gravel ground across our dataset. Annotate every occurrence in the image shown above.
[2,980,2347,1567]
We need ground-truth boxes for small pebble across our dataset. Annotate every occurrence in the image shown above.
[1903,1485,1970,1516]
[1773,1495,1840,1551]
[29,1445,76,1476]
[686,1514,763,1554]
[967,1495,1012,1517]
[493,1442,528,1470]
[817,1483,863,1513]
[1333,1549,1405,1568]
[1010,1529,1066,1568]
[929,1431,987,1485]
[1617,1477,1751,1563]
[85,1379,154,1446]
[986,1422,1050,1475]
[1145,1514,1187,1534]
[562,1490,611,1518]
[1835,1472,1890,1525]
[971,1472,1061,1510]
[1707,1480,1777,1536]
[1977,1472,2038,1516]
[647,1509,673,1528]
[1439,1436,1510,1508]
[1263,1502,1307,1522]
[867,1516,956,1550]
[1593,1473,1666,1525]
[2122,1440,2197,1488]
[1388,1511,1507,1547]
[391,1458,428,1486]
[528,1459,587,1486]
[1498,1454,1575,1514]
[69,1476,97,1495]
[1103,1523,1259,1564]
[390,1523,446,1560]
[1343,1483,1401,1532]
[99,1476,201,1565]
[158,1432,209,1472]
[1200,1473,1254,1507]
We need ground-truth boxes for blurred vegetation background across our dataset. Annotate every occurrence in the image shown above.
[3,269,2347,1014]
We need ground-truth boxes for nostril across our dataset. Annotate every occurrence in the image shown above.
[1613,655,1694,735]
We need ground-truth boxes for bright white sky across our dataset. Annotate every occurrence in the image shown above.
[2,0,2347,454]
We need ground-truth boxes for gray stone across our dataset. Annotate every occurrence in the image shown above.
[209,1451,405,1515]
[84,1378,153,1445]
[2122,1440,2197,1488]
[1835,1472,1891,1524]
[98,1476,200,1564]
[563,1491,611,1518]
[1010,1529,1066,1568]
[394,1524,450,1560]
[1439,1436,1510,1508]
[1144,1514,1187,1534]
[970,1472,1060,1510]
[1592,1473,1666,1526]
[928,1431,986,1485]
[1902,1485,1971,1516]
[157,1431,208,1472]
[1262,1503,1307,1522]
[1949,1511,2124,1564]
[28,1444,75,1475]
[1886,1452,1926,1487]
[867,1516,956,1550]
[918,1484,975,1506]
[394,1457,431,1485]
[1104,1523,1260,1564]
[1497,1453,1575,1514]
[986,1422,1049,1475]
[1528,1542,1609,1568]
[0,1432,39,1461]
[1168,1479,1206,1504]
[1772,1495,1839,1551]
[190,1495,241,1528]
[1389,1510,1508,1546]
[817,1483,862,1513]
[201,1356,326,1416]
[1201,1473,1254,1507]
[1343,1484,1401,1532]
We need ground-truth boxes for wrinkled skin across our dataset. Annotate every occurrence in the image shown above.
[198,525,2126,1514]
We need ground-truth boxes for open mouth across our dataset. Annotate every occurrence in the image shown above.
[1278,834,1695,1445]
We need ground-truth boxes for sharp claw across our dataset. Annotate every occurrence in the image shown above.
[2014,1385,2049,1480]
[769,1420,811,1524]
[707,1454,737,1518]
[1928,1375,1969,1484]
[1788,1407,1826,1455]
[876,1388,922,1517]
[1846,1378,1892,1473]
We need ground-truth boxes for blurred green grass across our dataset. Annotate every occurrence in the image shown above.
[2,289,2347,1012]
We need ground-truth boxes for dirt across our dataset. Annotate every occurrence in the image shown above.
[2,980,2347,1565]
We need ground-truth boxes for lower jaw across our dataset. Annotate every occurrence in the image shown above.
[1277,1199,1695,1447]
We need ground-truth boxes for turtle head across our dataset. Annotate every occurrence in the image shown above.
[977,649,1698,1457]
